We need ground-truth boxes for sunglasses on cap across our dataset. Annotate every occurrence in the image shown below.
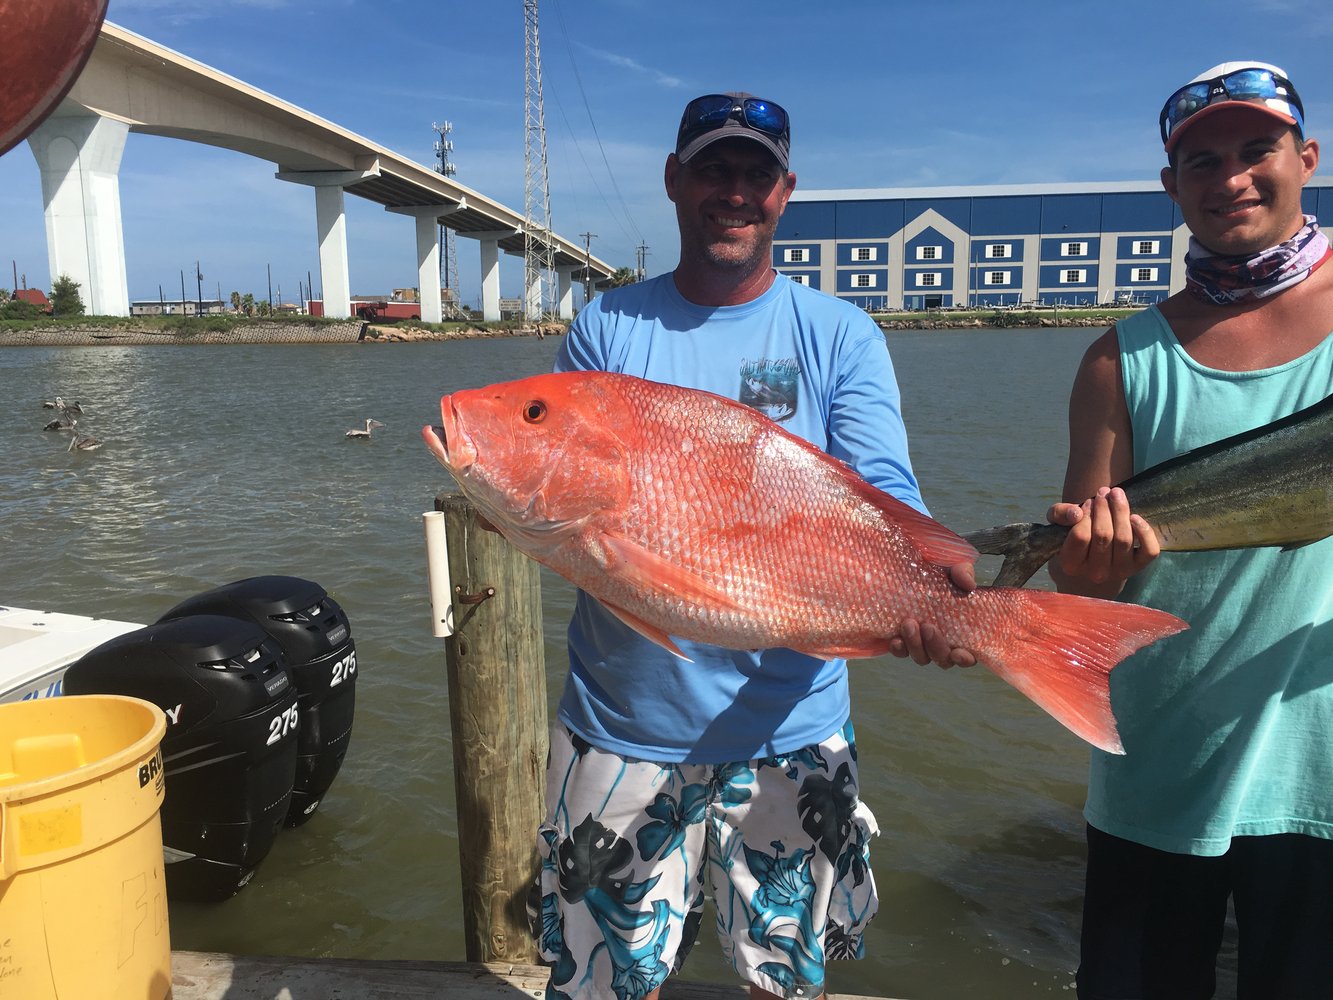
[677,94,790,148]
[1159,66,1304,147]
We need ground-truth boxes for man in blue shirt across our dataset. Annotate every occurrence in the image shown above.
[528,92,974,1000]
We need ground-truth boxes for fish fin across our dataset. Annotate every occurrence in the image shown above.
[791,640,893,660]
[981,590,1188,754]
[847,483,980,567]
[1280,537,1330,552]
[962,522,1069,588]
[597,531,748,612]
[599,600,693,661]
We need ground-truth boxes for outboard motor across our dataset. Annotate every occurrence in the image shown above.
[62,614,299,900]
[158,576,356,827]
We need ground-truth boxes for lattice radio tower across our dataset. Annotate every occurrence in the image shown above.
[432,120,463,318]
[523,0,556,320]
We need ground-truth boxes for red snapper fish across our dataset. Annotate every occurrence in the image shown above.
[421,371,1187,754]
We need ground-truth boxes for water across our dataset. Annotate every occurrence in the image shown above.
[1,328,1122,998]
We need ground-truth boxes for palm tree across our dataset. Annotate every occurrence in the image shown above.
[609,267,637,287]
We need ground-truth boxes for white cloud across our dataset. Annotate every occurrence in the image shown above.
[571,43,684,89]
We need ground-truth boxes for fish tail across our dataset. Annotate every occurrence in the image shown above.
[980,590,1188,754]
[962,522,1068,588]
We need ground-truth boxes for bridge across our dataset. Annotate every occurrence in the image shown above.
[25,21,615,320]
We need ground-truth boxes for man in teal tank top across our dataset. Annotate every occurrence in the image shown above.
[1047,62,1333,998]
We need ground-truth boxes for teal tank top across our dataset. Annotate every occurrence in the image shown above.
[1085,305,1333,855]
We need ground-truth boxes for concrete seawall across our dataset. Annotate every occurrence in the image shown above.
[0,320,569,346]
[0,320,368,346]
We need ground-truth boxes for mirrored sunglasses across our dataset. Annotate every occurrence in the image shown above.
[678,95,789,148]
[1160,67,1304,146]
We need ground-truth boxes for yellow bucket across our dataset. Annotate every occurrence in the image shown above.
[0,694,171,1000]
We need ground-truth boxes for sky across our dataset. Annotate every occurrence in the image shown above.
[2,0,1331,311]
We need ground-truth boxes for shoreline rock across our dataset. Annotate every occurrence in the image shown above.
[363,322,566,342]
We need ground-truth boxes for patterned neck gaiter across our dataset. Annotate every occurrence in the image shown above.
[1185,215,1332,305]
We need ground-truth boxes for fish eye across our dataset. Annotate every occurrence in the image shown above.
[522,400,547,423]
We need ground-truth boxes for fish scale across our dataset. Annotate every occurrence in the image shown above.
[423,370,1188,754]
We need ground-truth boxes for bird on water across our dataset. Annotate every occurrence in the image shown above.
[346,419,385,439]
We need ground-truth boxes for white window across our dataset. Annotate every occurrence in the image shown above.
[984,270,1009,286]
[852,273,877,288]
[1060,241,1088,257]
[789,273,809,286]
[783,248,808,263]
[916,245,941,261]
[1060,269,1087,284]
[1132,240,1160,255]
[852,246,877,262]
[985,243,1012,259]
[915,272,940,287]
[1132,267,1158,282]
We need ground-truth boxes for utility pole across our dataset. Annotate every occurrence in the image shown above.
[432,121,463,318]
[195,261,203,316]
[522,0,555,322]
[180,270,186,316]
[267,263,273,316]
[635,243,649,283]
[579,232,596,306]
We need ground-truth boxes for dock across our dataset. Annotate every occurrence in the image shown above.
[169,951,900,999]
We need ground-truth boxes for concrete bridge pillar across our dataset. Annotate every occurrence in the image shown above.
[26,108,131,316]
[277,166,380,320]
[314,186,351,319]
[470,231,516,323]
[388,204,464,324]
[555,265,579,320]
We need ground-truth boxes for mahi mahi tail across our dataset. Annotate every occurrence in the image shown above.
[980,589,1187,754]
[964,522,1068,587]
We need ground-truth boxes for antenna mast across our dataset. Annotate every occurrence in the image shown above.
[432,120,464,318]
[522,0,555,321]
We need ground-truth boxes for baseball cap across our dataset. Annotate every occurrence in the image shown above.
[675,92,790,170]
[1160,61,1304,153]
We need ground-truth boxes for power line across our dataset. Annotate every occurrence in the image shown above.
[546,0,644,249]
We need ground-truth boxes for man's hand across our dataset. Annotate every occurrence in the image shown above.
[888,562,978,669]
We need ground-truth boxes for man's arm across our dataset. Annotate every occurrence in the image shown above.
[1047,326,1160,598]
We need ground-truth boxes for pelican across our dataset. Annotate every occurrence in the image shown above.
[346,418,385,439]
[67,421,101,451]
[43,416,75,432]
[41,396,84,415]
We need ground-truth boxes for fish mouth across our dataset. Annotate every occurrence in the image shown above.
[420,393,472,471]
[421,423,449,465]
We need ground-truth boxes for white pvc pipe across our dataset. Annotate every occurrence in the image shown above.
[422,510,455,637]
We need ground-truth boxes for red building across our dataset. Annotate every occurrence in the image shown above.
[12,288,51,312]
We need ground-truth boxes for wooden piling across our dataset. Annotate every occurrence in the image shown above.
[435,491,548,966]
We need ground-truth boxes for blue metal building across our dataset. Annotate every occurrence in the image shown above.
[773,178,1333,310]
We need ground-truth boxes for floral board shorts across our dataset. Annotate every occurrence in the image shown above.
[528,721,880,1000]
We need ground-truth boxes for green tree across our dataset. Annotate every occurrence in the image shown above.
[609,267,637,287]
[49,274,85,317]
[241,292,255,316]
[229,290,242,312]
